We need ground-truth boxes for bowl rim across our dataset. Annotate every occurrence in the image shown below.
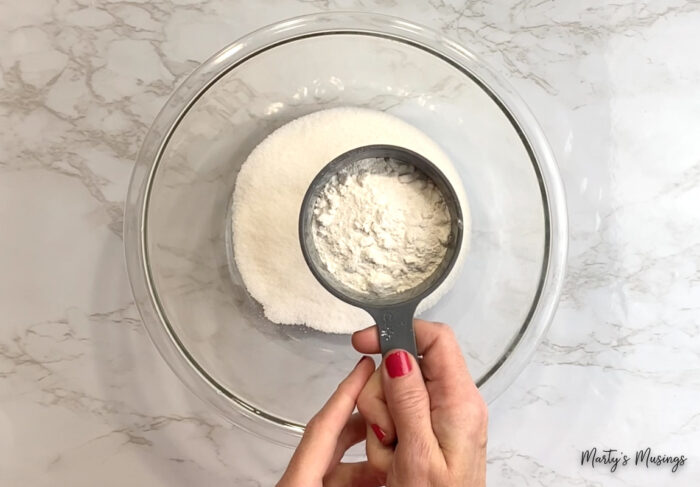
[124,11,568,448]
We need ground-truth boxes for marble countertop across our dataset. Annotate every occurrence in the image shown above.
[2,1,699,485]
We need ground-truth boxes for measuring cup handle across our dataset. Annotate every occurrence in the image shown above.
[367,303,419,359]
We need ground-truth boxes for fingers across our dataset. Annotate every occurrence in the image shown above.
[357,368,396,445]
[357,367,395,476]
[323,462,385,487]
[329,413,366,466]
[280,356,375,484]
[405,322,485,464]
[351,324,380,354]
[381,349,437,449]
[353,320,487,464]
[353,320,475,407]
[364,421,394,475]
[305,356,374,457]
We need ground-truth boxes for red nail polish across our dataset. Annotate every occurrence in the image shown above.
[385,350,412,378]
[371,424,386,442]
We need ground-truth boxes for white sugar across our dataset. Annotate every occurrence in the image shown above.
[231,107,470,334]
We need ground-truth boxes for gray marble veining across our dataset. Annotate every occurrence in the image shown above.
[1,1,699,485]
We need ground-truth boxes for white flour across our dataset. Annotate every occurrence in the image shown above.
[232,107,470,334]
[312,158,451,297]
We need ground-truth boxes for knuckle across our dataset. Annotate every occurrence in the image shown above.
[480,400,489,424]
[366,447,389,473]
[410,459,430,481]
[333,382,356,408]
[357,380,374,402]
[392,386,427,413]
[401,439,433,476]
[306,413,324,433]
[434,322,459,347]
[408,435,433,457]
[465,396,489,447]
[305,415,322,434]
[356,391,371,417]
[441,393,469,413]
[336,388,352,406]
[434,321,453,337]
[306,410,335,434]
[474,424,488,449]
[471,394,489,424]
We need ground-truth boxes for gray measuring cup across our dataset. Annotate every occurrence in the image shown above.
[299,145,464,358]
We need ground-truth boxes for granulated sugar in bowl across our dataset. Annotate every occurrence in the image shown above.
[231,107,471,334]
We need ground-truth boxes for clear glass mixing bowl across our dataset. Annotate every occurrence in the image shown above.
[124,12,567,446]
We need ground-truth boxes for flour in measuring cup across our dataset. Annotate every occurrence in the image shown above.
[312,158,452,297]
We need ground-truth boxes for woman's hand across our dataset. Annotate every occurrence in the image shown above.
[277,356,385,487]
[353,320,488,487]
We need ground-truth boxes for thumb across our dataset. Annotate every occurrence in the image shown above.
[381,350,436,444]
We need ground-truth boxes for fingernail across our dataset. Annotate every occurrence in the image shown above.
[354,356,367,368]
[385,350,412,378]
[371,424,386,442]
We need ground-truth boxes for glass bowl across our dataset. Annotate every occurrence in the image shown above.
[124,12,567,447]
